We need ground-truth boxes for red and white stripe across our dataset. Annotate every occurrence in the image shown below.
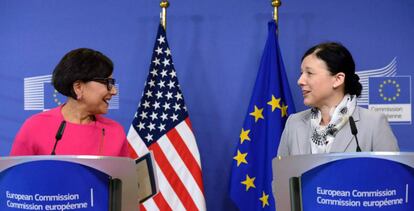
[128,118,206,211]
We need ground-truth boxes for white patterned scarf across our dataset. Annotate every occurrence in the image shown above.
[310,94,357,154]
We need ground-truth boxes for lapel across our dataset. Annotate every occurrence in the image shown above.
[298,111,312,154]
[329,107,361,153]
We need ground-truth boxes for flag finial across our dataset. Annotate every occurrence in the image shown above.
[160,0,169,30]
[271,0,281,23]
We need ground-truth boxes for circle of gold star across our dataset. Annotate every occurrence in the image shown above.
[378,79,400,102]
[53,90,63,105]
[241,174,256,191]
[249,105,264,122]
[259,191,270,207]
[233,150,248,166]
[239,128,251,144]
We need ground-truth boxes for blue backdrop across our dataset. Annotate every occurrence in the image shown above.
[1,1,413,210]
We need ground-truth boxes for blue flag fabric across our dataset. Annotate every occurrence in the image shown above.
[229,21,296,210]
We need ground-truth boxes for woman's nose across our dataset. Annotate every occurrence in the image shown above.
[110,85,118,95]
[297,74,305,86]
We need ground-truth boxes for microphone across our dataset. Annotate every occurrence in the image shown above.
[349,116,361,152]
[99,128,105,154]
[51,121,66,155]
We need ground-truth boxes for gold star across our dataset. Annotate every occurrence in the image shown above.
[259,191,270,207]
[239,128,251,144]
[249,106,264,122]
[281,103,288,117]
[241,174,256,191]
[233,150,248,166]
[267,95,281,112]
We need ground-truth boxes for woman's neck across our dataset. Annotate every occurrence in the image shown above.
[61,99,94,124]
[318,93,346,126]
[319,106,332,126]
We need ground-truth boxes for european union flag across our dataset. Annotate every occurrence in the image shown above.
[369,76,411,104]
[44,82,65,109]
[229,21,296,210]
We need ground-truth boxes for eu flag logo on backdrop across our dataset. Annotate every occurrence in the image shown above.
[44,82,66,109]
[229,21,296,210]
[369,76,410,104]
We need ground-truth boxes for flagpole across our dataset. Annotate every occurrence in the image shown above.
[273,0,282,160]
[271,0,281,23]
[160,0,169,30]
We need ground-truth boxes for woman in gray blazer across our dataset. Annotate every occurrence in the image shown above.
[277,42,399,156]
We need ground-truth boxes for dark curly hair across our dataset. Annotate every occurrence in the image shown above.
[52,48,113,99]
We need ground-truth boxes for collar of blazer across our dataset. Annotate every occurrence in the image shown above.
[299,107,361,154]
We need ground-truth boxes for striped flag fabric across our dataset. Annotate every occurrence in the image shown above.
[127,24,206,211]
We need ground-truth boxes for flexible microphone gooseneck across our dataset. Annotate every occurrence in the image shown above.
[349,116,361,152]
[51,121,66,155]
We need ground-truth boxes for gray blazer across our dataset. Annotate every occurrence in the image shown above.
[277,106,399,156]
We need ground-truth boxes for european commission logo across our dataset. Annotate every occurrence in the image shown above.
[24,74,119,111]
[356,58,412,124]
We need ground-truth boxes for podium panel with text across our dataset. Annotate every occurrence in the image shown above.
[272,152,414,211]
[0,156,139,211]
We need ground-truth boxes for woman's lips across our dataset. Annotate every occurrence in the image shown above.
[103,98,111,105]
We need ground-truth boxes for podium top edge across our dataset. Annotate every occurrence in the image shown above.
[276,151,411,160]
[2,155,135,162]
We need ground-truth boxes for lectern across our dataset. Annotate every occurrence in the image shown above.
[0,156,139,211]
[272,152,414,211]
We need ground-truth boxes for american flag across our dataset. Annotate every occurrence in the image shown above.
[127,24,206,211]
